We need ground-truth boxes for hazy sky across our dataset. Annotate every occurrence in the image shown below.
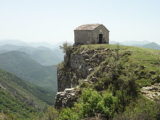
[0,0,160,44]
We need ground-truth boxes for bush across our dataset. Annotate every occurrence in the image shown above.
[97,93,118,118]
[80,89,102,117]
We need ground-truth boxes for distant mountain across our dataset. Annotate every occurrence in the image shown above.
[110,40,160,50]
[143,42,160,50]
[110,41,119,44]
[120,40,151,46]
[0,44,63,66]
[22,46,63,66]
[110,40,151,47]
[0,69,47,119]
[0,40,28,46]
[0,51,57,95]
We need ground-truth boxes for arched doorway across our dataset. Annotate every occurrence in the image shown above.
[99,34,103,44]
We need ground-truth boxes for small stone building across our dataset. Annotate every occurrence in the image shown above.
[74,24,109,45]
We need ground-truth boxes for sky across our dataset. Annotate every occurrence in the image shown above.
[0,0,160,45]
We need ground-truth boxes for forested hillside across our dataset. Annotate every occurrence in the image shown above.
[0,69,48,119]
[0,51,57,95]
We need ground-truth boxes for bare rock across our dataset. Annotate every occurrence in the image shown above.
[141,83,160,100]
[55,88,80,109]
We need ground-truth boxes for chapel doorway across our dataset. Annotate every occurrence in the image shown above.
[99,34,103,44]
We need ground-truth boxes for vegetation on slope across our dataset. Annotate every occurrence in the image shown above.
[0,51,57,104]
[0,69,49,119]
[56,44,160,120]
[0,89,42,120]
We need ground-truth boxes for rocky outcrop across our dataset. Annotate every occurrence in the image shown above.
[55,88,80,109]
[55,46,115,108]
[57,47,113,92]
[141,83,160,100]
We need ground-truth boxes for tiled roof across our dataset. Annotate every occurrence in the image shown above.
[75,24,102,30]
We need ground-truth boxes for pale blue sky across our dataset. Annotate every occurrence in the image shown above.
[0,0,160,44]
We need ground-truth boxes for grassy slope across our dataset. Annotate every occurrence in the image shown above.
[82,44,160,75]
[58,44,160,120]
[81,44,160,87]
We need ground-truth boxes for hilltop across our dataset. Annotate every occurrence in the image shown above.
[143,42,160,50]
[55,44,160,120]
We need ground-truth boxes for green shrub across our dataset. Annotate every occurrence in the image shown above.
[58,108,80,120]
[97,93,118,118]
[80,89,102,117]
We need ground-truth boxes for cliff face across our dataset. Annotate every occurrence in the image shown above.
[58,47,112,91]
[55,45,118,108]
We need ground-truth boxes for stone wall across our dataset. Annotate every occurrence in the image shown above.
[93,25,109,44]
[74,30,93,45]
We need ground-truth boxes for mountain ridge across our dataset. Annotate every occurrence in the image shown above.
[0,44,63,66]
[142,42,160,49]
[0,50,57,104]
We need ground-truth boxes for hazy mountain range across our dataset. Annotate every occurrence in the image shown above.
[110,40,160,49]
[0,40,64,106]
[0,51,57,88]
[0,44,64,66]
